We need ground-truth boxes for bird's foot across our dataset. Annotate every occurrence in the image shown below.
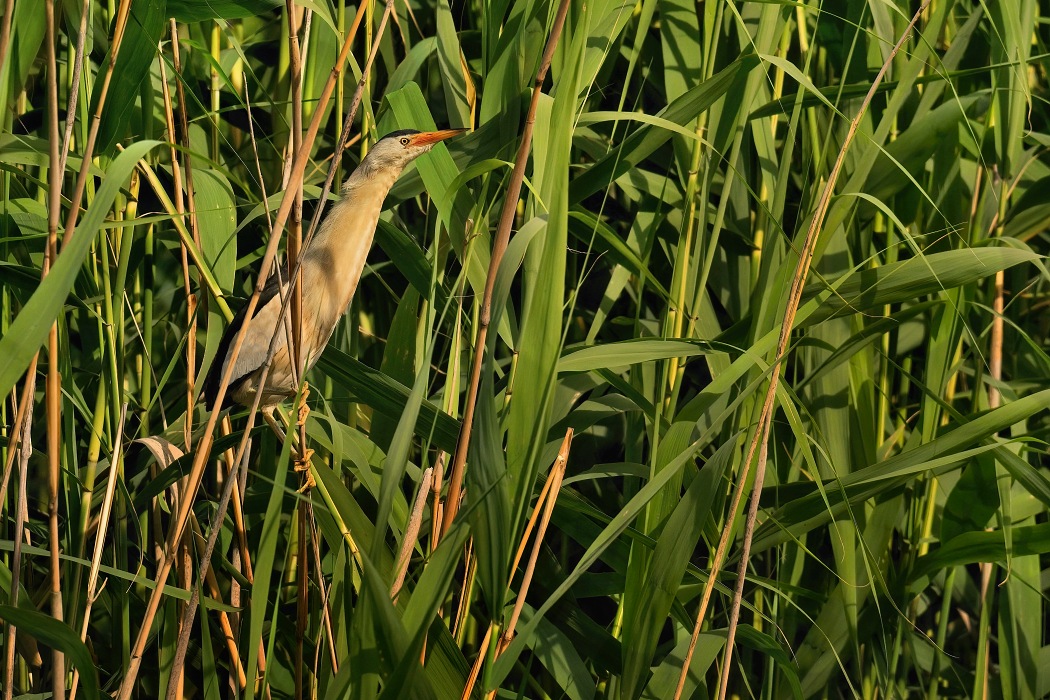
[294,383,314,490]
[296,382,311,426]
[294,448,316,491]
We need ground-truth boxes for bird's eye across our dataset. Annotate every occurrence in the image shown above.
[400,137,411,146]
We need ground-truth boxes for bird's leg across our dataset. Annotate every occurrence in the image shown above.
[261,405,287,443]
[260,399,314,492]
[293,382,315,491]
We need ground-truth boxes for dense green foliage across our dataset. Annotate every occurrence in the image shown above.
[1,0,1049,698]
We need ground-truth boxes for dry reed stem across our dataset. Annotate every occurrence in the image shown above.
[985,247,1005,350]
[463,429,573,700]
[3,370,37,700]
[165,452,256,697]
[975,169,1010,700]
[509,453,558,575]
[157,34,196,574]
[44,4,66,694]
[225,433,255,578]
[285,5,310,697]
[187,514,250,690]
[287,0,306,384]
[460,624,492,700]
[228,70,272,581]
[391,466,435,603]
[295,492,310,699]
[157,27,189,298]
[69,404,128,700]
[169,20,204,449]
[0,356,38,510]
[441,0,573,535]
[673,5,932,699]
[490,430,571,665]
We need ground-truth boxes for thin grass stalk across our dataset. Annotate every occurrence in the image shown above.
[137,218,156,434]
[185,513,250,691]
[69,404,128,700]
[661,111,710,420]
[209,23,220,159]
[972,152,1012,700]
[441,0,572,534]
[391,466,435,603]
[674,6,931,698]
[225,419,253,578]
[60,0,132,247]
[0,356,37,509]
[58,0,90,176]
[217,435,272,694]
[168,20,206,449]
[308,507,340,673]
[176,514,192,698]
[226,79,271,583]
[927,566,957,698]
[973,570,994,700]
[295,496,309,699]
[301,0,381,249]
[228,453,255,577]
[452,539,476,640]
[3,371,37,700]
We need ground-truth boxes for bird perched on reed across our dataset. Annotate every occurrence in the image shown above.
[203,128,464,418]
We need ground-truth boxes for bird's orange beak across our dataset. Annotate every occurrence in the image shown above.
[409,128,467,146]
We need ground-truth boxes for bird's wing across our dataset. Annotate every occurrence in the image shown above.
[203,273,289,408]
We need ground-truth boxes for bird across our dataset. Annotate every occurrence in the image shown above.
[203,128,464,422]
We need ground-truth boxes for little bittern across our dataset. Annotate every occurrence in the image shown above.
[204,128,464,411]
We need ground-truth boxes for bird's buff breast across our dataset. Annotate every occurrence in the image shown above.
[230,221,374,405]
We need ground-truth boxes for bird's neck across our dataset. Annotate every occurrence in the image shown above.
[313,164,403,247]
[300,162,404,330]
[341,159,403,201]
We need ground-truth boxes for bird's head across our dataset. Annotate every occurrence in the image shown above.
[360,128,465,174]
